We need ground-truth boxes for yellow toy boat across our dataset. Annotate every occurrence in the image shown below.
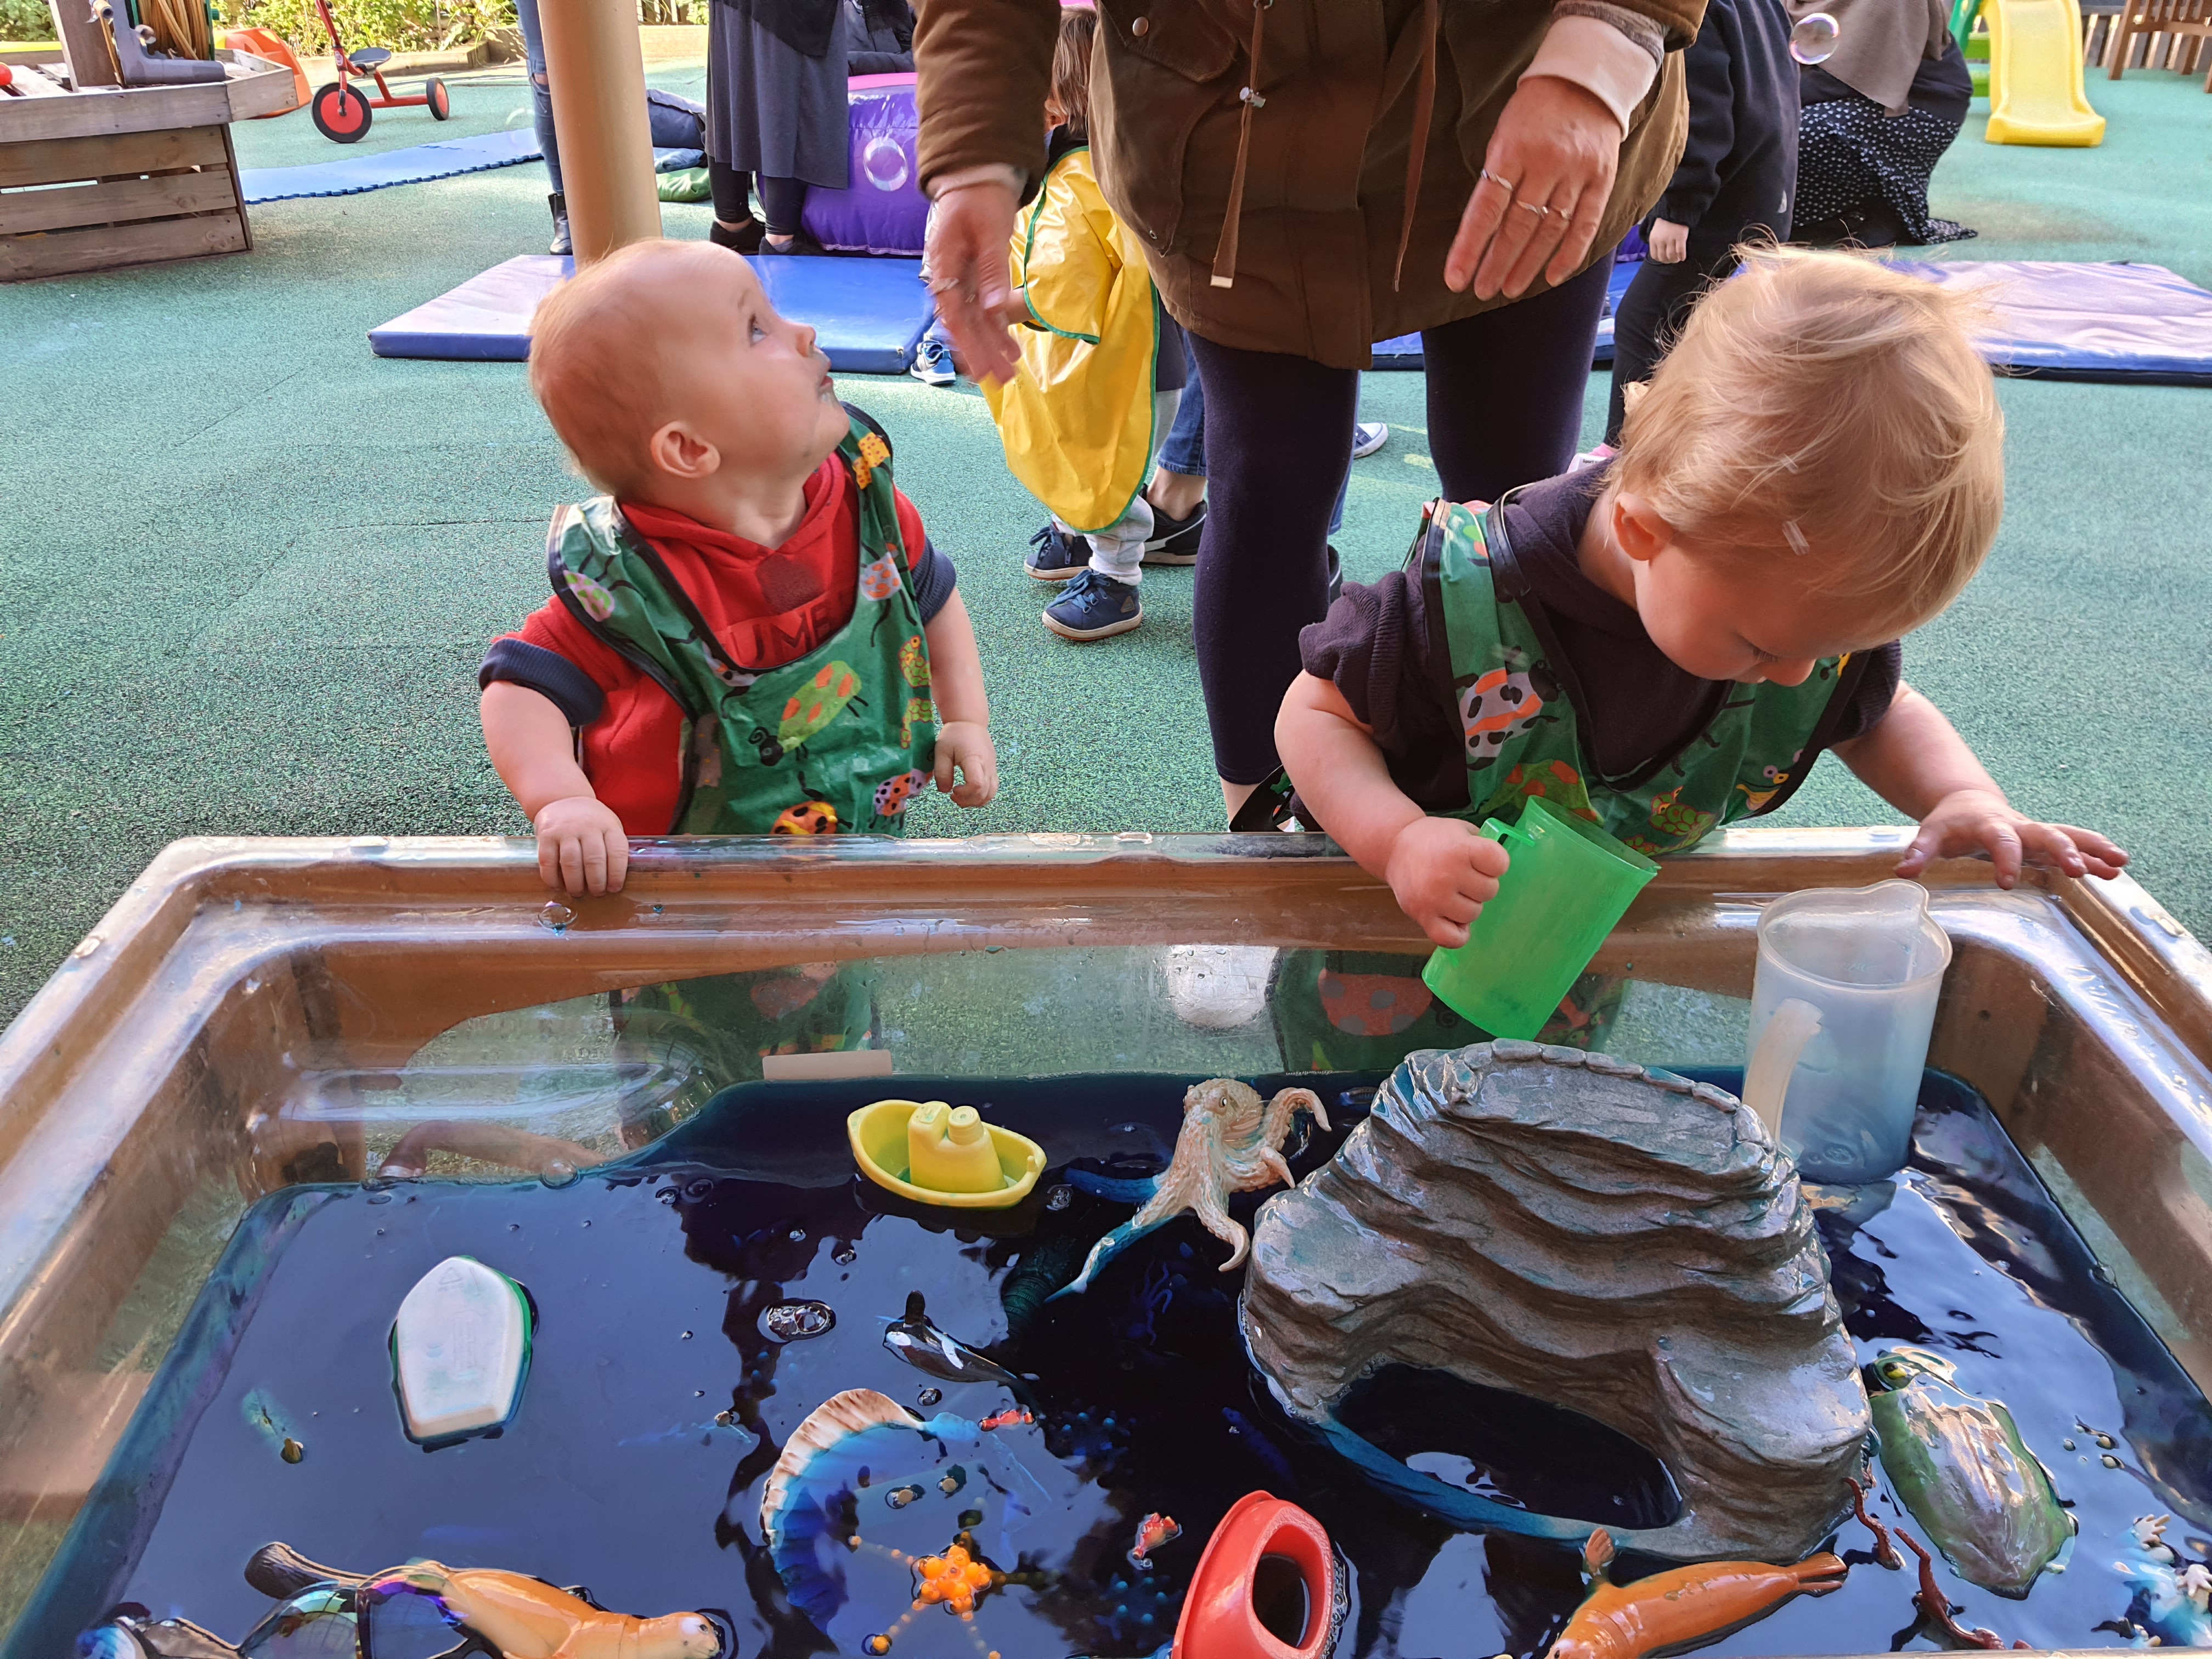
[848,1098,1046,1209]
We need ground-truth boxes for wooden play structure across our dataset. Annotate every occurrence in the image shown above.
[2101,0,2212,84]
[0,5,295,283]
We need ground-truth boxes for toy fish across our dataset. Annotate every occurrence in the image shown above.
[1867,1348,2073,1598]
[1128,1512,1182,1571]
[980,1407,1033,1431]
[1544,1528,1847,1659]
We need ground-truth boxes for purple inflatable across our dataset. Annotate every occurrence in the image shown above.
[802,72,929,257]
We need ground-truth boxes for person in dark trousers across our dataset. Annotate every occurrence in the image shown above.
[1602,0,1798,446]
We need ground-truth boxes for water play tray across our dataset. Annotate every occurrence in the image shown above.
[1,831,2208,1657]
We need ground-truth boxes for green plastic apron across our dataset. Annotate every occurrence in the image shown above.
[548,415,932,1085]
[1274,490,1869,1073]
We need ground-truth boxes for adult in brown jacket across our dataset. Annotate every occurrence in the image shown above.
[917,0,1702,816]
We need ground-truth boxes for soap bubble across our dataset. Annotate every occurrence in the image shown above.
[832,1243,858,1265]
[280,1437,305,1463]
[862,134,911,193]
[917,1387,943,1408]
[760,1299,837,1343]
[540,1158,578,1188]
[538,900,575,933]
[1790,12,1839,63]
[1044,1184,1073,1212]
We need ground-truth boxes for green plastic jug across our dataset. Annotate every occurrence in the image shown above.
[1421,796,1659,1040]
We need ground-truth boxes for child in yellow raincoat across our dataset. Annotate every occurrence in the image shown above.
[980,5,1188,642]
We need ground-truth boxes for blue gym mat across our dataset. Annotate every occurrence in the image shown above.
[241,133,703,204]
[1894,259,2212,385]
[1373,257,2212,383]
[368,252,938,372]
[1371,261,1635,369]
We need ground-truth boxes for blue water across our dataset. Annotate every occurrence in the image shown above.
[16,1070,2212,1659]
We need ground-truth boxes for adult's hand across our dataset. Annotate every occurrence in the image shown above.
[1446,75,1622,301]
[924,179,1023,385]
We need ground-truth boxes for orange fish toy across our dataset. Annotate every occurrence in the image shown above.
[1545,1529,1848,1659]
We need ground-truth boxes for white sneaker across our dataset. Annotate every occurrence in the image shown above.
[1570,441,1618,473]
[1352,421,1389,459]
[1163,944,1279,1030]
[909,336,956,387]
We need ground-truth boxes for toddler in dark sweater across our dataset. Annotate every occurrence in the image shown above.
[1277,252,2125,952]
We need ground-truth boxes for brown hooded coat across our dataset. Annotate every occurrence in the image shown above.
[915,0,1705,370]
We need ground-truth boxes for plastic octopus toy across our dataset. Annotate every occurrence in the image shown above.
[1057,1079,1328,1296]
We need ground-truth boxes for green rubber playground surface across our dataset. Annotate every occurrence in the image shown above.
[2,60,2209,1029]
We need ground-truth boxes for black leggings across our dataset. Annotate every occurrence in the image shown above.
[1605,244,1740,444]
[708,161,806,235]
[1189,253,1613,785]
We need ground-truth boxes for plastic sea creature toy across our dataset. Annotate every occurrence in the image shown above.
[763,1390,936,1548]
[1545,1528,1848,1659]
[913,1542,995,1613]
[979,1406,1032,1431]
[1897,1527,2030,1649]
[390,1255,533,1445]
[1056,1079,1328,1297]
[88,1541,731,1659]
[2113,1515,2212,1647]
[849,1098,1046,1208]
[883,1292,1020,1387]
[1867,1347,2074,1598]
[1175,1492,1341,1659]
[1128,1511,1182,1571]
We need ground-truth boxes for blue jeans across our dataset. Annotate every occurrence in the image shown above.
[1155,364,1358,537]
[515,0,704,199]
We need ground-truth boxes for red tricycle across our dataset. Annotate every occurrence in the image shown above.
[307,0,452,142]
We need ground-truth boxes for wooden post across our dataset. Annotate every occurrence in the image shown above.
[537,0,661,266]
[47,0,121,87]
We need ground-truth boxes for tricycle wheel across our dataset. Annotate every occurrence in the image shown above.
[311,80,372,142]
[425,75,450,119]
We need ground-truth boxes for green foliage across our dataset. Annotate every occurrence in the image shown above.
[0,0,55,43]
[216,0,513,54]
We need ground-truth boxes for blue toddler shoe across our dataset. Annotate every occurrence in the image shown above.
[1043,568,1142,640]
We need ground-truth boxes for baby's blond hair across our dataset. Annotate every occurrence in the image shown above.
[1616,247,2003,622]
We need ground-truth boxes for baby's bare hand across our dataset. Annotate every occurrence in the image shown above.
[1897,788,2128,889]
[1384,816,1512,949]
[534,795,630,896]
[934,721,998,808]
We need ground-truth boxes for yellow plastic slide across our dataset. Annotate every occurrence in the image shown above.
[1984,0,2107,145]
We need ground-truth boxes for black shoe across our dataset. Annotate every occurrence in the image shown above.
[548,192,571,257]
[760,230,828,256]
[1141,498,1205,566]
[710,216,765,253]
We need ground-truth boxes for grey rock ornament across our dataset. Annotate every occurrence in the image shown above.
[1240,1041,1869,1562]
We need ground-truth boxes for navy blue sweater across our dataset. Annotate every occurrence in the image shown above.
[1654,0,1800,251]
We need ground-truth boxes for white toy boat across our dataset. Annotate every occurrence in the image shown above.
[390,1256,534,1444]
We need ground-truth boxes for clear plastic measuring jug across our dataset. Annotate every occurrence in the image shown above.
[1746,879,1953,1183]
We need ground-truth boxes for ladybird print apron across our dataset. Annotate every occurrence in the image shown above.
[545,416,935,837]
[1421,491,1870,855]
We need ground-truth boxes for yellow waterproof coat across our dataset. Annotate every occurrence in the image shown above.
[981,143,1161,535]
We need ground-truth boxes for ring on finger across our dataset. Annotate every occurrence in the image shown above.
[1515,199,1551,218]
[1479,167,1519,192]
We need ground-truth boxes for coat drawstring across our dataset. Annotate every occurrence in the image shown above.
[1210,0,1441,294]
[1393,0,1440,291]
[1210,0,1271,289]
